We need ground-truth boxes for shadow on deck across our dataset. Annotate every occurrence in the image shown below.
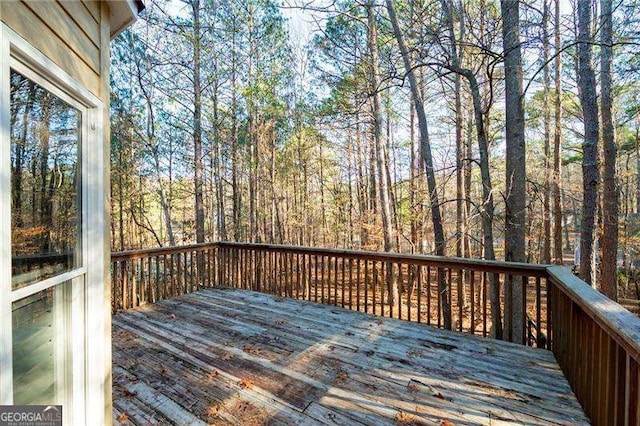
[112,287,588,425]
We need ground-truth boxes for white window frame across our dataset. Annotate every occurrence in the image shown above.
[0,24,105,426]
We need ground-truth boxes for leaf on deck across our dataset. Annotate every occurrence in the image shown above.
[394,411,431,425]
[207,404,219,418]
[116,412,128,422]
[207,370,220,380]
[238,379,254,389]
[407,383,420,393]
[335,370,349,383]
[243,345,262,355]
[122,389,137,398]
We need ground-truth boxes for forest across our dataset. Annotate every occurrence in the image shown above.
[109,0,640,302]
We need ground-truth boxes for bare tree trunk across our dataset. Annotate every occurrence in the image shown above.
[191,0,205,244]
[600,0,618,300]
[501,0,526,344]
[386,0,451,328]
[577,0,600,285]
[542,0,552,264]
[465,105,473,259]
[369,1,398,307]
[231,29,241,241]
[553,0,563,265]
[212,74,227,241]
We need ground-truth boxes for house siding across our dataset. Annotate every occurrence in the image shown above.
[1,0,109,97]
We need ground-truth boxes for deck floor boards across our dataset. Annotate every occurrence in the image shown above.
[113,288,589,425]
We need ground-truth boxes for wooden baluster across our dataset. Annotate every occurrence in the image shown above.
[457,268,463,332]
[192,251,197,292]
[306,254,311,300]
[177,252,182,295]
[140,257,146,306]
[364,260,369,313]
[372,261,377,316]
[321,255,326,304]
[297,252,302,299]
[437,267,442,328]
[120,260,126,311]
[268,250,273,294]
[447,268,452,328]
[341,257,346,308]
[350,258,354,311]
[314,255,318,302]
[426,266,432,326]
[286,252,291,297]
[469,270,475,334]
[397,262,403,320]
[416,265,422,323]
[535,276,541,346]
[382,261,387,317]
[292,252,297,299]
[522,275,528,344]
[406,264,411,322]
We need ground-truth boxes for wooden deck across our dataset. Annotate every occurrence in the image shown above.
[112,288,589,425]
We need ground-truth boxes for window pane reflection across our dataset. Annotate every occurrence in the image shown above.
[10,70,82,290]
[12,281,73,406]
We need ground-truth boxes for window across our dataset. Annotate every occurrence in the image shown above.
[10,69,82,290]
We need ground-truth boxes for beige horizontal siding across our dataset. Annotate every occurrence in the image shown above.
[82,0,101,24]
[58,0,101,49]
[1,0,102,96]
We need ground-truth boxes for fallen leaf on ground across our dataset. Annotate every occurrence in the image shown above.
[335,370,349,383]
[238,379,254,389]
[122,389,137,398]
[207,405,219,418]
[407,384,420,393]
[207,371,220,380]
[117,412,128,422]
[243,345,261,355]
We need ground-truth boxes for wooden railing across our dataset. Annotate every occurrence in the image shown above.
[110,241,640,424]
[110,243,217,312]
[547,266,640,425]
[216,242,550,347]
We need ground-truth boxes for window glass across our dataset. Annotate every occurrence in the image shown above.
[12,281,73,406]
[10,70,82,290]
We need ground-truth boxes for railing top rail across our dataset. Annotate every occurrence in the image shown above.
[216,241,549,277]
[111,242,217,261]
[547,265,640,361]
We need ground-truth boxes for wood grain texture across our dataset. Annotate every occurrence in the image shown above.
[112,288,589,425]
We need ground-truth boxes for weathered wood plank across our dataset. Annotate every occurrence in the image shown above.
[113,288,589,425]
[152,290,577,408]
